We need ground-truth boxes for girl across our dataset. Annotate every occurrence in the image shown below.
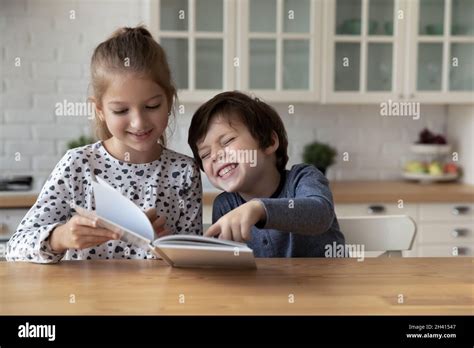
[6,26,202,263]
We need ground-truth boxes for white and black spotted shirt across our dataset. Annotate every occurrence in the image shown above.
[6,141,202,263]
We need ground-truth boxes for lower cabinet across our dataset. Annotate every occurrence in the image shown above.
[335,203,473,257]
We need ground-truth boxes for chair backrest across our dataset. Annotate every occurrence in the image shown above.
[337,215,417,253]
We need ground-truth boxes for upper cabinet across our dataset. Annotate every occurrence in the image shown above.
[151,0,235,102]
[238,0,322,102]
[151,0,473,104]
[408,0,474,103]
[322,0,404,103]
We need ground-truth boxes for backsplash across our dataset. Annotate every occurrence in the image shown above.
[1,0,470,190]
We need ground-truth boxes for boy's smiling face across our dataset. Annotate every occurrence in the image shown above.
[197,115,278,196]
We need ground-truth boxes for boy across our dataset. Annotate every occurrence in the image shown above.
[188,91,344,257]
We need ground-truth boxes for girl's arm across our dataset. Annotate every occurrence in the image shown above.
[174,160,203,235]
[6,151,75,263]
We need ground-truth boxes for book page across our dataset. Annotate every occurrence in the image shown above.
[93,176,154,241]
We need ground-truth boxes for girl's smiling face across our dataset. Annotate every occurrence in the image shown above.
[96,73,169,163]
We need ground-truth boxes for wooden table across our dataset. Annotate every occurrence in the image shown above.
[1,258,472,315]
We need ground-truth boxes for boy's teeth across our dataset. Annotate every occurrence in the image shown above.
[219,164,236,177]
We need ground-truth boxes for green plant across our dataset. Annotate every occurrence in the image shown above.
[303,141,337,171]
[67,135,95,150]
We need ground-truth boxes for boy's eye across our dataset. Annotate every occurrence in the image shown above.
[112,109,128,115]
[200,153,210,160]
[146,104,161,110]
[223,137,235,145]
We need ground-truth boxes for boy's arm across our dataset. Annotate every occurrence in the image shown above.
[256,165,336,236]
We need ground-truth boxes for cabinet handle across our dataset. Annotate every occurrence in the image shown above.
[452,246,468,256]
[368,205,385,214]
[452,206,470,215]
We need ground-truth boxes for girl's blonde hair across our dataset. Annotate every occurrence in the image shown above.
[90,25,176,146]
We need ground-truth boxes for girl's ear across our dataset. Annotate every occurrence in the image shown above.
[89,96,105,121]
[264,131,279,155]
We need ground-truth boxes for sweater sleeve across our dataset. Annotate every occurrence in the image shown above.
[6,151,75,263]
[256,165,336,236]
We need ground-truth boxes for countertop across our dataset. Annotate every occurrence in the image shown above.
[1,258,472,315]
[1,181,473,208]
[202,180,474,205]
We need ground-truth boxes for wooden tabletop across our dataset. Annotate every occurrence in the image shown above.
[1,258,472,315]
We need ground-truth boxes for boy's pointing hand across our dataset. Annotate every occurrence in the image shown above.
[204,200,266,242]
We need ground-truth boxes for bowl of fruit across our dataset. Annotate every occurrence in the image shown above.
[403,161,459,182]
[410,128,451,155]
[403,128,460,183]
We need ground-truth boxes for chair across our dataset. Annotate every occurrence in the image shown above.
[337,215,417,258]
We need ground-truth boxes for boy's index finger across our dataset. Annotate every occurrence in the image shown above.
[204,222,221,237]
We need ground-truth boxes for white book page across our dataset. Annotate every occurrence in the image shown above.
[93,176,154,241]
[156,235,251,249]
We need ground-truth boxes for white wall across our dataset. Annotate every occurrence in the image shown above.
[0,0,451,191]
[447,106,474,185]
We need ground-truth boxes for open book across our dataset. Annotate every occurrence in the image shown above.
[72,177,256,268]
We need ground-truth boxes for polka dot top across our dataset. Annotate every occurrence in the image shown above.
[6,141,203,263]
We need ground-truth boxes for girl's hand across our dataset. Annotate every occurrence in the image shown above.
[204,200,266,242]
[145,208,172,239]
[49,215,120,252]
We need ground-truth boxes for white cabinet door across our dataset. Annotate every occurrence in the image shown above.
[406,0,474,103]
[237,0,322,102]
[152,0,236,102]
[322,0,406,103]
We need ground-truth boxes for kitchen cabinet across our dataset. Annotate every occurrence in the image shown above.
[0,208,29,260]
[323,0,474,104]
[407,0,474,103]
[322,0,406,103]
[237,0,322,102]
[150,0,473,104]
[151,0,236,102]
[152,0,322,103]
[335,202,473,257]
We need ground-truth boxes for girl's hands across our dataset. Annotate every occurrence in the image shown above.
[145,208,172,239]
[49,215,120,252]
[49,207,171,252]
[204,200,266,242]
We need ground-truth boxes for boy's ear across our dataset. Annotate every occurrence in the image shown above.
[264,131,279,155]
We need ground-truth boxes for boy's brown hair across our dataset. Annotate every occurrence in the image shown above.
[188,91,289,172]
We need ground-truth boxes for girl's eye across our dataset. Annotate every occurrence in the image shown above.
[112,109,128,115]
[146,104,161,109]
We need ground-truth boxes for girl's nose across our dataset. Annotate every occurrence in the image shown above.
[130,112,146,129]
